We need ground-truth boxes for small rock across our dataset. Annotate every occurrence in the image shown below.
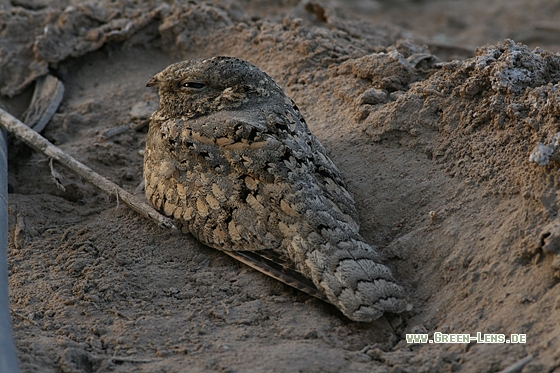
[360,88,387,105]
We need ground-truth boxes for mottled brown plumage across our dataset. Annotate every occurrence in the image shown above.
[144,56,410,321]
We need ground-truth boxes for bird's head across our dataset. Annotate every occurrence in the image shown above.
[147,56,283,119]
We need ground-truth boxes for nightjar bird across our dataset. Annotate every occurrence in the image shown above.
[144,56,410,322]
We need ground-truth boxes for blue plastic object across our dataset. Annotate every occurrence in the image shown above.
[0,128,20,373]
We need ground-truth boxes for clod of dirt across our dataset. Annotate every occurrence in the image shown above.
[0,1,159,97]
[529,133,560,166]
[59,348,102,373]
[365,39,560,196]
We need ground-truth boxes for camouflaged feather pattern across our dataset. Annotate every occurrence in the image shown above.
[144,56,409,321]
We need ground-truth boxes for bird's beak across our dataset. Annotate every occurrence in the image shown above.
[146,75,159,87]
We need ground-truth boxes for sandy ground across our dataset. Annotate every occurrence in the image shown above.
[2,0,560,372]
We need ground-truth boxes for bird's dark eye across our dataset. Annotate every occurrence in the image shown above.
[183,82,205,89]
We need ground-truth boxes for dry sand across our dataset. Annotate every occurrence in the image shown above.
[2,0,560,372]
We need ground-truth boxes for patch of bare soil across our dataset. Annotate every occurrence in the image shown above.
[2,1,560,372]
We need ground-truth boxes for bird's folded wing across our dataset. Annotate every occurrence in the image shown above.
[223,250,329,302]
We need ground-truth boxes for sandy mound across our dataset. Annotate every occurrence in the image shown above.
[2,1,559,372]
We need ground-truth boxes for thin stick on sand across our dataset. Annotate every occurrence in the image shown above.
[0,108,177,231]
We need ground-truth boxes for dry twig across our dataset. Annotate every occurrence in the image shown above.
[100,124,130,140]
[497,355,534,373]
[21,74,65,133]
[0,108,177,230]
